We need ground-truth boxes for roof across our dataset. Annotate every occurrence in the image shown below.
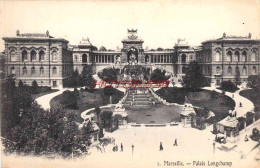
[202,33,260,44]
[2,30,69,43]
[218,116,238,128]
[181,104,196,116]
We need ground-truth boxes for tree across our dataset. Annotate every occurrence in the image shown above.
[220,81,238,92]
[94,107,103,138]
[150,68,170,81]
[182,61,208,90]
[234,67,241,87]
[18,80,24,88]
[98,67,118,82]
[80,65,95,88]
[100,111,113,130]
[32,80,39,94]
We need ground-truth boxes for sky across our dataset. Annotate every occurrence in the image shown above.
[0,0,259,51]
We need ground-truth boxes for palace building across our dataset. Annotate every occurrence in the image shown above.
[196,33,260,85]
[2,29,260,87]
[2,30,73,87]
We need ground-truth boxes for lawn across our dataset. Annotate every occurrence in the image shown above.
[156,87,235,122]
[50,88,124,122]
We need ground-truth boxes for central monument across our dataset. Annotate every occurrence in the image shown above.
[121,29,144,64]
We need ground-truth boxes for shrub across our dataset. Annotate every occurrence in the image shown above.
[220,81,238,93]
[61,90,78,109]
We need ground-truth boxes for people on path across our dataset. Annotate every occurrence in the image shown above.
[213,142,216,154]
[131,144,134,155]
[159,142,163,151]
[240,102,243,107]
[121,143,123,152]
[113,144,118,152]
[244,135,249,142]
[173,139,178,146]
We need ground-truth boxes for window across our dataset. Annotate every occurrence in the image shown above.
[52,51,57,61]
[215,51,220,62]
[251,51,256,61]
[228,67,232,75]
[10,50,16,61]
[252,66,257,75]
[39,50,45,61]
[11,67,15,74]
[40,67,44,75]
[23,67,27,75]
[22,50,28,62]
[216,66,220,74]
[234,51,240,62]
[242,51,247,62]
[242,67,247,75]
[31,67,36,75]
[52,66,57,75]
[31,50,36,61]
[226,51,232,62]
[181,54,186,63]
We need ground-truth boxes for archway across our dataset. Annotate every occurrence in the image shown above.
[127,47,138,64]
[82,54,87,63]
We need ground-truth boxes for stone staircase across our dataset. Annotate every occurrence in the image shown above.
[123,88,160,107]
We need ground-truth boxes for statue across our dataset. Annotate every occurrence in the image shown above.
[46,30,49,37]
[16,30,20,36]
[248,33,252,38]
[223,32,226,38]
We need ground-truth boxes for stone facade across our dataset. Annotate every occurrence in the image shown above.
[2,30,259,88]
[2,31,73,87]
[196,33,260,86]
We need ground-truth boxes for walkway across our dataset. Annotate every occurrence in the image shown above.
[203,86,254,118]
[35,88,73,110]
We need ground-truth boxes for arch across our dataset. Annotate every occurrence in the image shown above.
[242,51,247,62]
[228,66,232,75]
[10,50,16,61]
[52,66,57,75]
[215,51,221,62]
[31,50,36,61]
[252,66,257,75]
[31,67,36,75]
[39,50,45,61]
[52,50,58,61]
[251,51,256,61]
[181,54,186,63]
[216,66,220,74]
[242,66,247,75]
[82,53,87,63]
[11,67,15,75]
[226,51,232,62]
[22,50,28,62]
[234,51,240,62]
[23,67,27,75]
[127,47,138,63]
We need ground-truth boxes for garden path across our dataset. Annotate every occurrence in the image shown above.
[203,86,254,118]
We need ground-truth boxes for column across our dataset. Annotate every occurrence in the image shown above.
[151,55,153,63]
